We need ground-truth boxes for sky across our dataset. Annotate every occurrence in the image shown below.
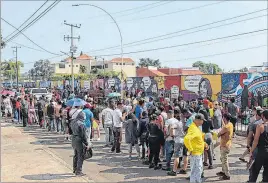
[1,0,268,73]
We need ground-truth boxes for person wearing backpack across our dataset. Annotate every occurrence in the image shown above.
[227,97,239,138]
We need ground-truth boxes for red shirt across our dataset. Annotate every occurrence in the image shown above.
[16,101,21,109]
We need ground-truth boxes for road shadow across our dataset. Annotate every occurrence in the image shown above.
[21,173,75,180]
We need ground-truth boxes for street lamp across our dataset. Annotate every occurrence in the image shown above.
[72,4,124,98]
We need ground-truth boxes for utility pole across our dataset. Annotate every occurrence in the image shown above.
[12,46,21,89]
[64,20,81,92]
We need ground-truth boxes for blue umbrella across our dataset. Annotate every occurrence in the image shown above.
[108,92,121,98]
[66,98,87,107]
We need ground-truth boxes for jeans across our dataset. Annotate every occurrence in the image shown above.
[104,124,113,145]
[140,132,148,158]
[190,155,203,183]
[220,147,230,177]
[49,118,55,131]
[128,143,140,156]
[85,127,91,143]
[72,137,84,174]
[55,117,62,132]
[165,140,174,168]
[111,127,121,153]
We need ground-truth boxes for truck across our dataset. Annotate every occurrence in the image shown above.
[29,88,52,100]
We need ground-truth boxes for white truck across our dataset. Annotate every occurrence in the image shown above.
[30,88,52,100]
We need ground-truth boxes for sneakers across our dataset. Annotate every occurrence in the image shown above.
[178,169,187,174]
[75,172,86,176]
[216,172,225,176]
[154,165,162,170]
[149,164,154,168]
[203,162,208,166]
[167,171,177,176]
[208,165,214,169]
[239,157,246,162]
[220,175,230,180]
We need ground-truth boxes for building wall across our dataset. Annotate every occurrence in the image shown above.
[54,63,80,74]
[106,62,136,77]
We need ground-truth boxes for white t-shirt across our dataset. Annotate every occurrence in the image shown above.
[165,118,179,141]
[3,98,11,108]
[69,108,82,120]
[112,108,123,128]
[174,121,185,144]
[101,108,114,126]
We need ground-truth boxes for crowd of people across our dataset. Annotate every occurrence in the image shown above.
[1,90,267,182]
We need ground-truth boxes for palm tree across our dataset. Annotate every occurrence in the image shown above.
[79,65,87,73]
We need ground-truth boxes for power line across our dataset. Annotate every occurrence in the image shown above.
[4,0,49,40]
[2,18,61,55]
[10,41,44,52]
[87,8,267,53]
[164,44,267,63]
[94,29,267,57]
[105,1,227,24]
[5,0,61,43]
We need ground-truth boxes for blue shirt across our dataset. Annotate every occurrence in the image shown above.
[83,109,94,128]
[135,105,143,119]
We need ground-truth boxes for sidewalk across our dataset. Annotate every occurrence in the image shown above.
[1,122,92,182]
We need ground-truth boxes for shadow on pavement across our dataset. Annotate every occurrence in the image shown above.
[21,173,75,180]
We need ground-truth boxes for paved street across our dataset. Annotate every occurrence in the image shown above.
[1,121,262,183]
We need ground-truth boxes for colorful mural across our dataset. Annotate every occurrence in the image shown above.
[125,77,158,97]
[220,72,268,108]
[181,75,221,101]
[104,77,121,92]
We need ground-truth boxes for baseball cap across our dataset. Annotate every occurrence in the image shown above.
[84,103,91,109]
[195,113,207,121]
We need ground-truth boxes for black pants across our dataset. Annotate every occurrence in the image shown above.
[140,133,148,159]
[148,136,160,166]
[230,117,237,132]
[38,110,44,125]
[22,114,28,127]
[111,127,121,153]
[249,151,268,182]
[72,140,84,173]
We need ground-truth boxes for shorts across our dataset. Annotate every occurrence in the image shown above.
[174,143,183,158]
[5,107,12,115]
[183,144,188,156]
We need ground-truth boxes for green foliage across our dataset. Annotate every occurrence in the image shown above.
[138,58,161,68]
[2,60,24,79]
[192,61,222,74]
[79,65,87,73]
[28,59,53,80]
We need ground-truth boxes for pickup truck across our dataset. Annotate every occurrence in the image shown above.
[30,88,52,100]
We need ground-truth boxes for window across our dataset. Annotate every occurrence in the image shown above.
[59,63,65,68]
[69,65,71,67]
[116,63,118,65]
[120,63,122,65]
[76,65,78,67]
[123,63,125,65]
[105,64,108,68]
[132,63,135,66]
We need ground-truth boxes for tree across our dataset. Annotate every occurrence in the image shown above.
[192,61,222,74]
[239,67,249,73]
[30,59,53,80]
[138,58,161,68]
[79,65,87,73]
[2,60,24,80]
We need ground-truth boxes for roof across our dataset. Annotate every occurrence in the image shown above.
[158,68,204,75]
[110,57,134,63]
[136,68,167,77]
[77,54,92,60]
[180,70,204,75]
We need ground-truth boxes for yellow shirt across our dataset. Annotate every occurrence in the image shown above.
[220,122,233,149]
[184,123,205,155]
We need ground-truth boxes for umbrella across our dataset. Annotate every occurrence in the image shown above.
[108,92,121,98]
[66,98,87,107]
[1,90,15,96]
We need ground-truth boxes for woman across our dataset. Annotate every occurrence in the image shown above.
[28,98,35,125]
[198,78,212,99]
[125,113,140,160]
[249,109,268,182]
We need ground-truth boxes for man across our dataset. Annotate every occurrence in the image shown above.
[135,100,144,120]
[184,114,208,183]
[70,111,89,176]
[101,100,115,147]
[227,97,239,138]
[164,98,173,113]
[37,96,46,127]
[212,101,222,130]
[21,96,29,127]
[216,113,233,180]
[167,110,185,176]
[83,103,94,143]
[47,100,56,132]
[162,110,178,171]
[110,101,126,153]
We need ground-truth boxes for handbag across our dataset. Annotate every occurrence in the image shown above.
[83,144,93,160]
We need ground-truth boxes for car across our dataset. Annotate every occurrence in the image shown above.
[29,88,52,100]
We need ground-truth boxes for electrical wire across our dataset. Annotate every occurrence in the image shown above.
[164,44,267,63]
[87,8,267,53]
[5,0,61,43]
[2,18,61,55]
[94,29,267,57]
[4,0,49,40]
